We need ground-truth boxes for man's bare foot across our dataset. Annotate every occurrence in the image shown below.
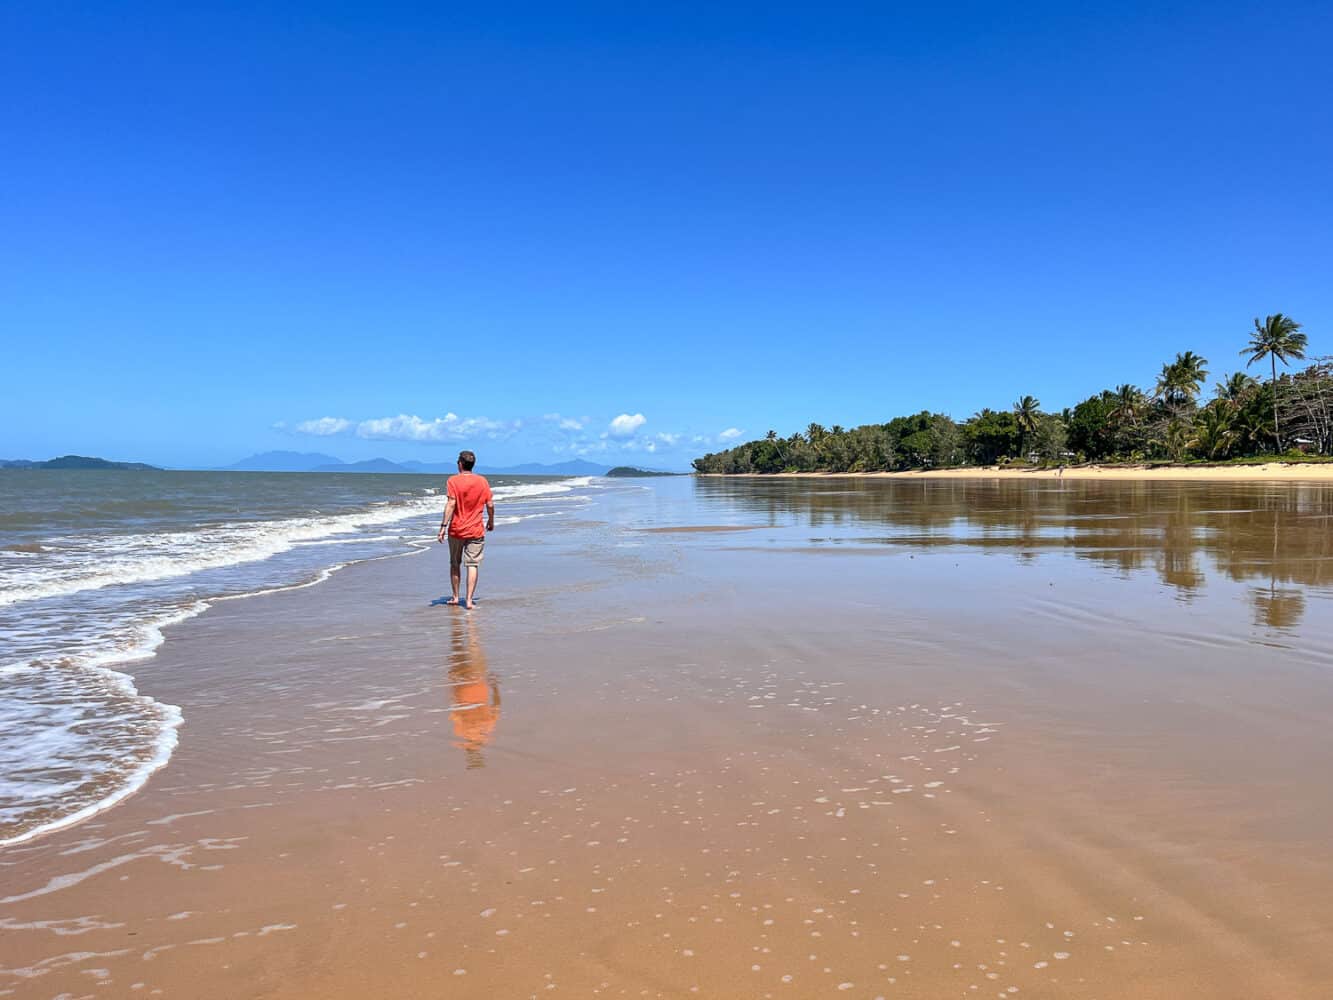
[443,597,460,606]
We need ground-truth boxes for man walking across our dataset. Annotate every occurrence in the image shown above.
[437,450,494,609]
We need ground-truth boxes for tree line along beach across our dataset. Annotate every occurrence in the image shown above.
[692,314,1328,476]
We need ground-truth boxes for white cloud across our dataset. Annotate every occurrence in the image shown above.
[554,439,609,457]
[608,413,647,438]
[718,427,743,441]
[355,413,520,443]
[295,416,353,436]
[615,434,680,454]
[554,418,688,459]
[543,413,587,431]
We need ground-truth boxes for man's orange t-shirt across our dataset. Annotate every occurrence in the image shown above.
[446,473,492,539]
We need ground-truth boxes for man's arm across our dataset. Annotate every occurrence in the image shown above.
[485,500,495,532]
[438,497,457,543]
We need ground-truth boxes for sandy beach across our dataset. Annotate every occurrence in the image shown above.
[4,476,1333,998]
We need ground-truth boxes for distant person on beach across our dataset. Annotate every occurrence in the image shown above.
[437,450,494,609]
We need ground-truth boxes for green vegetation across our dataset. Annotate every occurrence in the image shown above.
[606,466,680,477]
[694,313,1327,474]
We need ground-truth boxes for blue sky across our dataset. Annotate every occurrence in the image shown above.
[3,1,1330,470]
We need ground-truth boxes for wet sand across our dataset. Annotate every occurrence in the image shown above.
[710,462,1333,481]
[4,479,1333,998]
[636,525,765,533]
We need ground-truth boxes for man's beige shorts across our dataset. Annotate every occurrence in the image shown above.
[448,536,485,568]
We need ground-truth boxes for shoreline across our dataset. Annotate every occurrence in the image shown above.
[0,473,590,852]
[699,461,1333,481]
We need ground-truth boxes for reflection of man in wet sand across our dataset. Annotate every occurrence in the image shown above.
[447,614,500,768]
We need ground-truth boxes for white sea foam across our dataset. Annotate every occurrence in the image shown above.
[0,645,185,848]
[0,599,206,847]
[0,478,589,609]
[0,499,433,608]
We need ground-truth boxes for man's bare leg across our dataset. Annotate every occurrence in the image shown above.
[464,565,480,609]
[446,564,462,605]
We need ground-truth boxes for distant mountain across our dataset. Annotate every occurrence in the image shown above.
[313,458,409,473]
[224,451,345,472]
[0,455,160,470]
[391,460,456,474]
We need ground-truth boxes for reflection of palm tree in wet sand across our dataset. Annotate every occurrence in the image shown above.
[447,613,500,768]
[1252,507,1306,630]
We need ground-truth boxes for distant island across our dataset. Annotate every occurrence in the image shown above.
[0,455,161,471]
[223,451,613,476]
[695,314,1328,474]
[606,466,680,477]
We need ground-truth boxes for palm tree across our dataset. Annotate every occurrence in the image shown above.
[1013,396,1040,458]
[1155,351,1210,410]
[1180,351,1209,393]
[806,423,827,459]
[1109,384,1146,426]
[1105,384,1146,457]
[1235,407,1274,454]
[1242,313,1307,450]
[1163,417,1192,462]
[1191,403,1236,460]
[1213,372,1258,407]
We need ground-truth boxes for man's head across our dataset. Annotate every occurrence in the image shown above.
[457,450,477,471]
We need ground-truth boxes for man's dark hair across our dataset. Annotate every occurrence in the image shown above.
[458,450,477,471]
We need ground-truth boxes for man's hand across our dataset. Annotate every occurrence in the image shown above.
[486,518,495,532]
[437,525,448,544]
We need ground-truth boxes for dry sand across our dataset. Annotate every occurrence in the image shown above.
[4,480,1333,998]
